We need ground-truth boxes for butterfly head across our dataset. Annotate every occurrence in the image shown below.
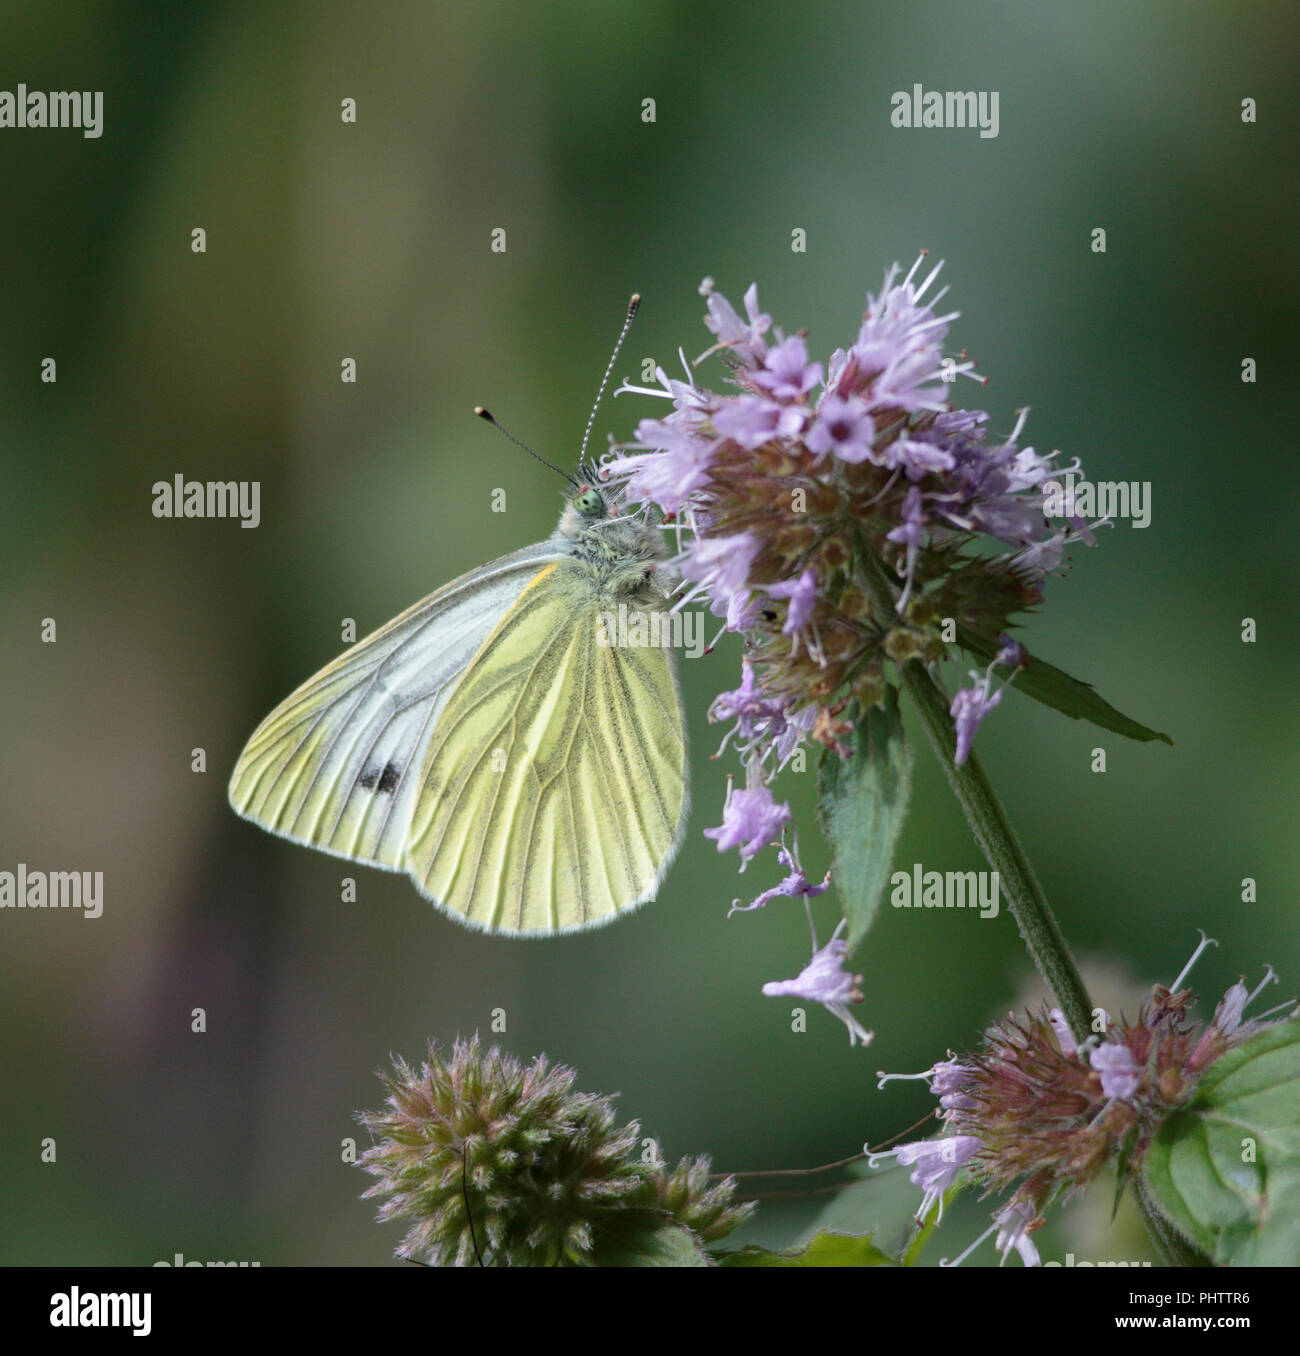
[570,479,608,521]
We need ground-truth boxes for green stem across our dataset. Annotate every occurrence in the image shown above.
[855,540,1181,1263]
[854,538,1091,1039]
[898,657,1092,1040]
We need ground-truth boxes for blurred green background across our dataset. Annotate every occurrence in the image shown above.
[2,1,1297,1267]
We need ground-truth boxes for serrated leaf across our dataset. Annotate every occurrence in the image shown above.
[818,685,913,952]
[1143,1021,1300,1265]
[716,1230,893,1267]
[957,625,1172,746]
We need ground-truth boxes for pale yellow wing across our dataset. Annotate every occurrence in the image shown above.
[228,544,565,868]
[403,561,687,934]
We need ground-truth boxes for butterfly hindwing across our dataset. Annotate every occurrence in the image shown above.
[227,543,566,869]
[403,558,687,934]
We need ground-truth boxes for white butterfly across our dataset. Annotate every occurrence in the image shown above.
[229,299,689,934]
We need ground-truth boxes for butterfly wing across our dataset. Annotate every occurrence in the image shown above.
[227,542,566,869]
[403,560,687,934]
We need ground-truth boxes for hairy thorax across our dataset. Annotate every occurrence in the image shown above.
[556,505,671,608]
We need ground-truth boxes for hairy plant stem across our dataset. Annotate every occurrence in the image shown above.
[855,535,1179,1262]
[853,536,1091,1036]
[897,656,1092,1039]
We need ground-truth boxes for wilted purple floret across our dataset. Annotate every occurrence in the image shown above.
[1048,1008,1078,1057]
[994,1200,1042,1267]
[732,847,831,915]
[950,680,1004,767]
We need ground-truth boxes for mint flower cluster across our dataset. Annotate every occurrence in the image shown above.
[358,1036,752,1267]
[606,256,1097,786]
[871,935,1291,1266]
[603,258,1100,1037]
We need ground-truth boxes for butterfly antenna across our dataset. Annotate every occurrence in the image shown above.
[475,406,578,486]
[579,292,640,480]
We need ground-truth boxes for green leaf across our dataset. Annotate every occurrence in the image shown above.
[597,1218,710,1267]
[957,625,1172,746]
[716,1230,893,1267]
[803,1162,923,1256]
[1143,1021,1300,1265]
[818,684,914,952]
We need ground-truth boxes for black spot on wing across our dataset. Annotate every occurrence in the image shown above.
[359,760,403,795]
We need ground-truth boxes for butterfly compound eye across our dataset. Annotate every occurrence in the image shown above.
[574,486,603,516]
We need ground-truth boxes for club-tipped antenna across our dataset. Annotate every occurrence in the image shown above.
[475,406,578,486]
[579,293,641,469]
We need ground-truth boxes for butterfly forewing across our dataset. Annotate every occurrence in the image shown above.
[403,559,687,934]
[227,544,566,868]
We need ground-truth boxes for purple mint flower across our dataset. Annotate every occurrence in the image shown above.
[709,660,789,745]
[607,259,1103,816]
[762,924,873,1046]
[704,781,791,865]
[851,257,973,413]
[680,532,761,617]
[1009,529,1069,583]
[886,484,926,550]
[701,279,771,366]
[929,1058,979,1114]
[716,588,759,633]
[707,662,816,775]
[970,494,1050,548]
[884,435,957,479]
[709,658,764,723]
[752,334,823,401]
[931,408,987,436]
[712,395,806,449]
[602,417,717,514]
[1090,1043,1142,1100]
[806,394,876,463]
[874,1135,981,1221]
[767,568,817,636]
